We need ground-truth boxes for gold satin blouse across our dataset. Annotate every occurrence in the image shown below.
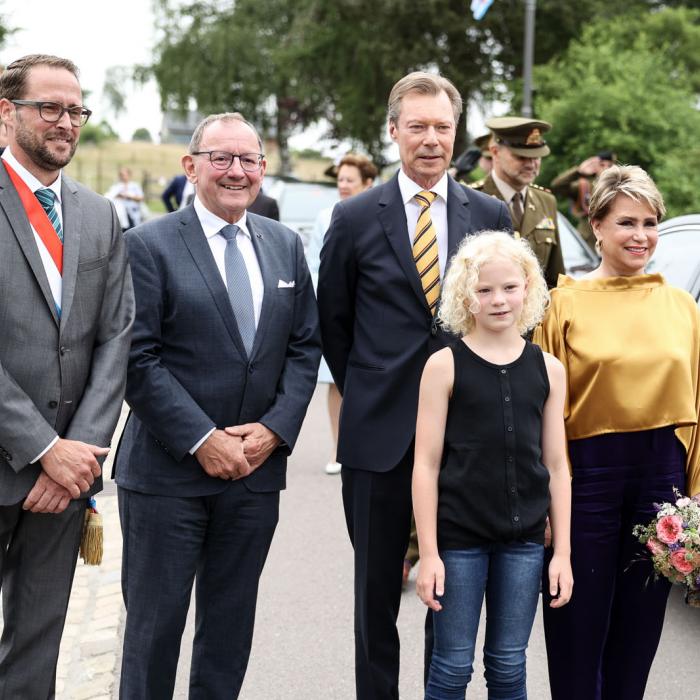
[533,274,700,496]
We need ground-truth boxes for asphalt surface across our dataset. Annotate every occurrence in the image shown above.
[124,386,700,699]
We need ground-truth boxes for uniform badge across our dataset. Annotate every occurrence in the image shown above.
[535,216,555,230]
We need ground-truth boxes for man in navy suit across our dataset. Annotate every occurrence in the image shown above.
[115,112,321,699]
[318,72,511,699]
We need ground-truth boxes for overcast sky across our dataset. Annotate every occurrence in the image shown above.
[0,0,163,141]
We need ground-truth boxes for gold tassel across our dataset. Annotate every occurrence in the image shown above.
[80,506,103,566]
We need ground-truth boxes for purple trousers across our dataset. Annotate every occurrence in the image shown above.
[542,426,686,700]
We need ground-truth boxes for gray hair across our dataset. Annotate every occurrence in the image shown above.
[188,112,263,154]
[387,71,462,125]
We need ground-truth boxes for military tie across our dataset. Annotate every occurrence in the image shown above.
[510,191,524,232]
[413,190,440,315]
[35,188,64,243]
[219,224,256,356]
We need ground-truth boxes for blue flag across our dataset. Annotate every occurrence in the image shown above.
[471,0,494,20]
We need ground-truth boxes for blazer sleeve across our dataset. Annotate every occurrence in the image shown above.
[124,229,218,461]
[257,234,321,450]
[64,203,135,448]
[317,201,357,393]
[0,367,59,471]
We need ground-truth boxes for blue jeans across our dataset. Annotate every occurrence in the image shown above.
[425,542,544,700]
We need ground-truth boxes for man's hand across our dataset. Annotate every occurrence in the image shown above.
[195,429,251,480]
[39,438,107,498]
[224,423,281,470]
[23,471,73,513]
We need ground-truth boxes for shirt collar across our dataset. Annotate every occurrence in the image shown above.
[2,147,63,202]
[490,170,527,204]
[193,195,251,240]
[398,168,449,205]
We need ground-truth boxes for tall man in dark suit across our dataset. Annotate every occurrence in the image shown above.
[0,54,134,698]
[318,72,511,699]
[115,112,321,699]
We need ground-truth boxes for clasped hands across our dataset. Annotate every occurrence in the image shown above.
[195,423,280,481]
[23,437,108,514]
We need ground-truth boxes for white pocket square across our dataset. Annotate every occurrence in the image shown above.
[278,279,295,288]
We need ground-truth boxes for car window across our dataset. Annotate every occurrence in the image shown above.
[557,213,598,277]
[647,228,700,291]
[279,183,339,221]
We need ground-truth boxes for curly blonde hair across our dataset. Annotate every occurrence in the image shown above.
[438,231,549,335]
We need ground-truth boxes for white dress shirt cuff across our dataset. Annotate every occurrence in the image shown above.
[190,428,216,455]
[30,435,59,464]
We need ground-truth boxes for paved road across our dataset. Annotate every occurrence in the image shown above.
[156,387,700,699]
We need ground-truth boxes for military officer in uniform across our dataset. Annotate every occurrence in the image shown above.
[551,151,616,251]
[470,116,564,288]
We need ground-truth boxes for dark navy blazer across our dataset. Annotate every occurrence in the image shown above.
[317,173,511,472]
[114,206,321,495]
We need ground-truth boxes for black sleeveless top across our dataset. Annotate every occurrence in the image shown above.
[437,340,551,549]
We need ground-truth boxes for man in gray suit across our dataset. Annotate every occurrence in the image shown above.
[115,112,321,699]
[0,54,134,697]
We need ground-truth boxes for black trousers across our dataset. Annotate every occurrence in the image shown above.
[342,449,414,700]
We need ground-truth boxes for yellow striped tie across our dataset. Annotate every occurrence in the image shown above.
[413,190,440,315]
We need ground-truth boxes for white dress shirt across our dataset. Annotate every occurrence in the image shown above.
[189,196,266,454]
[397,169,450,279]
[2,148,65,463]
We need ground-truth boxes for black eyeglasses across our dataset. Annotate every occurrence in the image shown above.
[191,151,264,172]
[11,100,92,127]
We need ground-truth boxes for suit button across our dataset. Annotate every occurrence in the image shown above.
[48,400,58,408]
[60,346,69,356]
[248,365,255,374]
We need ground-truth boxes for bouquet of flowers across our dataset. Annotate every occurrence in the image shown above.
[633,489,700,608]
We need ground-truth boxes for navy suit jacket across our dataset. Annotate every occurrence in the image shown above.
[114,206,321,495]
[318,172,511,472]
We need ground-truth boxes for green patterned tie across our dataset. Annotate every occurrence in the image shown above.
[35,188,64,243]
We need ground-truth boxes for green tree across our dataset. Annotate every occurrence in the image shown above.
[536,8,700,216]
[132,127,152,142]
[149,0,321,174]
[80,119,119,145]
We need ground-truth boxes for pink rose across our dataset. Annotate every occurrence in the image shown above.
[646,538,665,556]
[656,515,683,544]
[670,549,694,575]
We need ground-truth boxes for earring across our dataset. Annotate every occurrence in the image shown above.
[594,238,602,255]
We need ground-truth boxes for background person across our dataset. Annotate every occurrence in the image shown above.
[534,164,700,700]
[307,153,377,475]
[161,172,187,212]
[318,71,510,700]
[551,151,616,250]
[413,232,572,699]
[0,54,134,698]
[105,166,145,230]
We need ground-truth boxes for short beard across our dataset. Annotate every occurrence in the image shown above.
[15,121,77,171]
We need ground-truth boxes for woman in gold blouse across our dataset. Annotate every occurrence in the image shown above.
[534,165,700,700]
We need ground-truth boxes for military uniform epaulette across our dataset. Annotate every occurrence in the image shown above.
[467,179,484,189]
[530,183,552,194]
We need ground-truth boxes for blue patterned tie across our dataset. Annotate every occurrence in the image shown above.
[219,225,256,356]
[35,188,64,243]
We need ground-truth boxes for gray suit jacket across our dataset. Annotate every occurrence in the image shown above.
[114,206,321,495]
[0,161,135,505]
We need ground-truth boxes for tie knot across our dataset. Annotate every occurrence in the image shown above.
[35,188,56,209]
[415,190,437,207]
[512,192,522,205]
[219,224,240,242]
